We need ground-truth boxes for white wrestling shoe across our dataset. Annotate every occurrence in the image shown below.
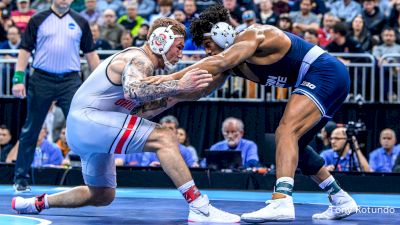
[12,194,47,214]
[312,190,358,220]
[188,195,240,223]
[241,193,295,223]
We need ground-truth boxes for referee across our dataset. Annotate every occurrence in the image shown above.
[12,0,100,192]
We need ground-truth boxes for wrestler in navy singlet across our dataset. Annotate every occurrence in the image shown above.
[235,31,350,118]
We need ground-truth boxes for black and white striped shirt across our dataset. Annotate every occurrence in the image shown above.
[21,8,95,74]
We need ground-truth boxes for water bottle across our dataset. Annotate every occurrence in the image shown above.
[32,147,42,167]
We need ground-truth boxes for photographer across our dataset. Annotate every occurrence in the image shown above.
[320,127,371,172]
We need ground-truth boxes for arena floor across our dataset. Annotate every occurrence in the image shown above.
[0,185,399,225]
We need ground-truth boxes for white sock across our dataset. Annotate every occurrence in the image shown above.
[178,180,195,194]
[275,177,294,196]
[276,177,294,186]
[44,194,49,209]
[319,176,335,189]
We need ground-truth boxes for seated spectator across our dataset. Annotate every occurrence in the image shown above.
[272,0,290,15]
[330,0,362,23]
[132,23,149,47]
[256,0,278,26]
[0,25,21,94]
[277,13,293,33]
[303,29,319,45]
[0,125,13,162]
[361,0,385,37]
[11,0,36,33]
[115,153,145,166]
[100,9,125,49]
[115,31,133,50]
[369,128,400,172]
[320,127,371,172]
[317,13,338,48]
[136,0,156,20]
[149,0,173,25]
[349,15,376,52]
[80,0,101,24]
[223,0,242,27]
[326,23,364,64]
[372,27,400,66]
[90,23,112,51]
[290,0,320,35]
[31,126,63,167]
[177,127,199,165]
[96,0,125,16]
[56,127,70,158]
[117,2,147,37]
[210,117,259,168]
[235,10,257,33]
[291,0,328,17]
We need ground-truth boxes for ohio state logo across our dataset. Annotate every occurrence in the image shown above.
[154,34,167,46]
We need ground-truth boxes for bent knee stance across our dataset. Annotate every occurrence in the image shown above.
[89,188,115,206]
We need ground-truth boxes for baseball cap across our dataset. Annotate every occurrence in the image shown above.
[17,0,29,3]
[242,11,256,21]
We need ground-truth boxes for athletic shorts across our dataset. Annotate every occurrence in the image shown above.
[66,108,156,187]
[293,52,350,118]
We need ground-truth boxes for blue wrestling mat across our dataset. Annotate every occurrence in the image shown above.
[0,185,399,224]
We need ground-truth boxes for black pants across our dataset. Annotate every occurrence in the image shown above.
[14,70,81,185]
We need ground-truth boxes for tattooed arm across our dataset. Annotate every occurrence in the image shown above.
[130,97,179,119]
[122,56,213,103]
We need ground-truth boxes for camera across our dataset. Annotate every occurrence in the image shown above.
[346,121,366,138]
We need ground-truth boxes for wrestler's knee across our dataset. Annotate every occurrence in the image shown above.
[89,187,115,206]
[298,145,325,175]
[154,127,179,150]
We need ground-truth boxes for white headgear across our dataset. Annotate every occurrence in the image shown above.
[149,25,183,71]
[203,22,236,49]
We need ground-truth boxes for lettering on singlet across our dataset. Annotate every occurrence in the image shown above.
[266,75,288,87]
[115,98,136,111]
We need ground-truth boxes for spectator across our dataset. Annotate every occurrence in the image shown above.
[372,27,400,66]
[31,126,63,167]
[349,15,376,52]
[149,0,173,25]
[236,10,257,33]
[137,0,156,20]
[326,23,364,64]
[100,9,125,49]
[210,117,259,168]
[304,29,319,45]
[43,101,65,143]
[320,127,371,172]
[177,127,199,165]
[11,0,36,33]
[115,31,133,50]
[317,121,337,152]
[277,13,293,33]
[361,0,385,37]
[172,9,186,23]
[96,0,124,16]
[90,23,112,50]
[115,153,145,166]
[290,0,320,34]
[56,127,70,158]
[369,128,400,172]
[80,0,100,24]
[0,125,12,162]
[0,25,21,94]
[117,1,147,37]
[291,0,328,17]
[223,0,241,27]
[330,0,362,23]
[183,0,199,39]
[196,0,219,13]
[387,0,400,32]
[11,0,100,192]
[256,0,278,26]
[132,23,148,47]
[272,0,290,15]
[317,13,338,48]
[31,0,52,12]
[0,0,16,22]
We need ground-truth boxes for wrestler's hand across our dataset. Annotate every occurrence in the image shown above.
[12,83,26,99]
[143,74,175,85]
[177,68,213,93]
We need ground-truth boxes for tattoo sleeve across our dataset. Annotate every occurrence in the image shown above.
[130,97,176,119]
[122,57,180,103]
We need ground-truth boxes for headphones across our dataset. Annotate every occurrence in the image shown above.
[149,25,183,55]
[203,22,236,49]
